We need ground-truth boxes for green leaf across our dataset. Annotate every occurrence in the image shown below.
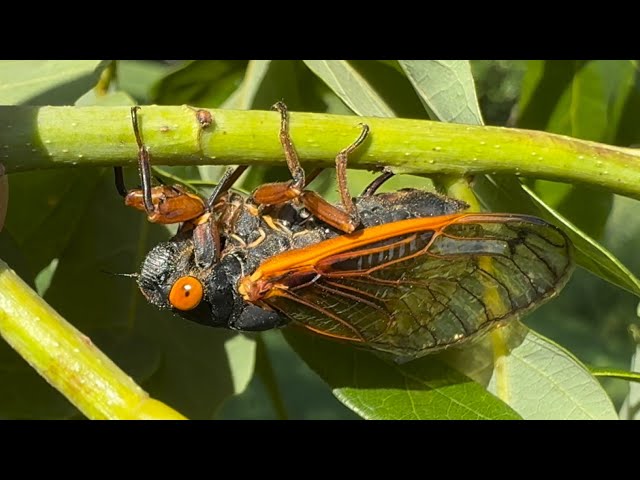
[398,60,483,124]
[303,60,394,117]
[528,180,613,240]
[4,169,104,274]
[474,175,640,297]
[245,60,307,111]
[515,60,640,239]
[118,60,172,104]
[470,60,527,125]
[151,60,248,106]
[224,334,257,395]
[218,330,360,419]
[613,61,640,146]
[0,60,107,105]
[523,184,640,297]
[284,330,521,420]
[344,61,429,119]
[447,327,617,419]
[519,60,635,143]
[253,335,288,420]
[499,332,615,419]
[222,60,272,109]
[0,231,34,287]
[74,90,136,106]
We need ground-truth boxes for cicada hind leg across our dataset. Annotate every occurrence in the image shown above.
[250,101,370,234]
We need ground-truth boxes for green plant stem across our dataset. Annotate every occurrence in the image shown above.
[1,106,640,200]
[0,259,186,420]
[589,366,640,384]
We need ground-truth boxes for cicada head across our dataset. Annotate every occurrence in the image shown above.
[137,236,235,327]
[137,235,285,332]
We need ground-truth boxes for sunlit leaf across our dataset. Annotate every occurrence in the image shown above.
[303,60,394,117]
[118,60,172,104]
[0,60,107,105]
[151,60,248,106]
[473,175,640,297]
[516,60,640,239]
[222,60,272,109]
[447,326,617,419]
[284,330,521,419]
[399,60,483,124]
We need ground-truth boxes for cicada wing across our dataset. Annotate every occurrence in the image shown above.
[264,214,573,360]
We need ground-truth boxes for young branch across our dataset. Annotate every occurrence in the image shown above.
[0,260,186,420]
[1,106,639,200]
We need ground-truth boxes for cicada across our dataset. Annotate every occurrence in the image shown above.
[116,104,573,361]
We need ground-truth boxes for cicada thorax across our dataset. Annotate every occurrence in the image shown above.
[211,189,468,275]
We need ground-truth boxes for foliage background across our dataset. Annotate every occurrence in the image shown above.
[0,60,638,419]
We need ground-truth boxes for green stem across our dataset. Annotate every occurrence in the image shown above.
[433,175,483,211]
[589,366,640,384]
[1,106,640,200]
[0,259,186,420]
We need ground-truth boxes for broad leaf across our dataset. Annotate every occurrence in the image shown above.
[151,60,248,106]
[516,60,640,239]
[446,326,617,419]
[399,60,483,124]
[0,60,107,105]
[490,331,618,419]
[75,90,136,107]
[303,60,394,117]
[284,330,521,419]
[473,175,640,297]
[118,60,172,104]
[523,184,640,297]
[222,60,272,110]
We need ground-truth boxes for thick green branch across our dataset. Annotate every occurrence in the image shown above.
[1,106,640,200]
[0,259,186,420]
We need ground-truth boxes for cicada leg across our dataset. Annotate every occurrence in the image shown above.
[205,165,249,211]
[361,168,396,197]
[116,106,206,224]
[251,101,369,233]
